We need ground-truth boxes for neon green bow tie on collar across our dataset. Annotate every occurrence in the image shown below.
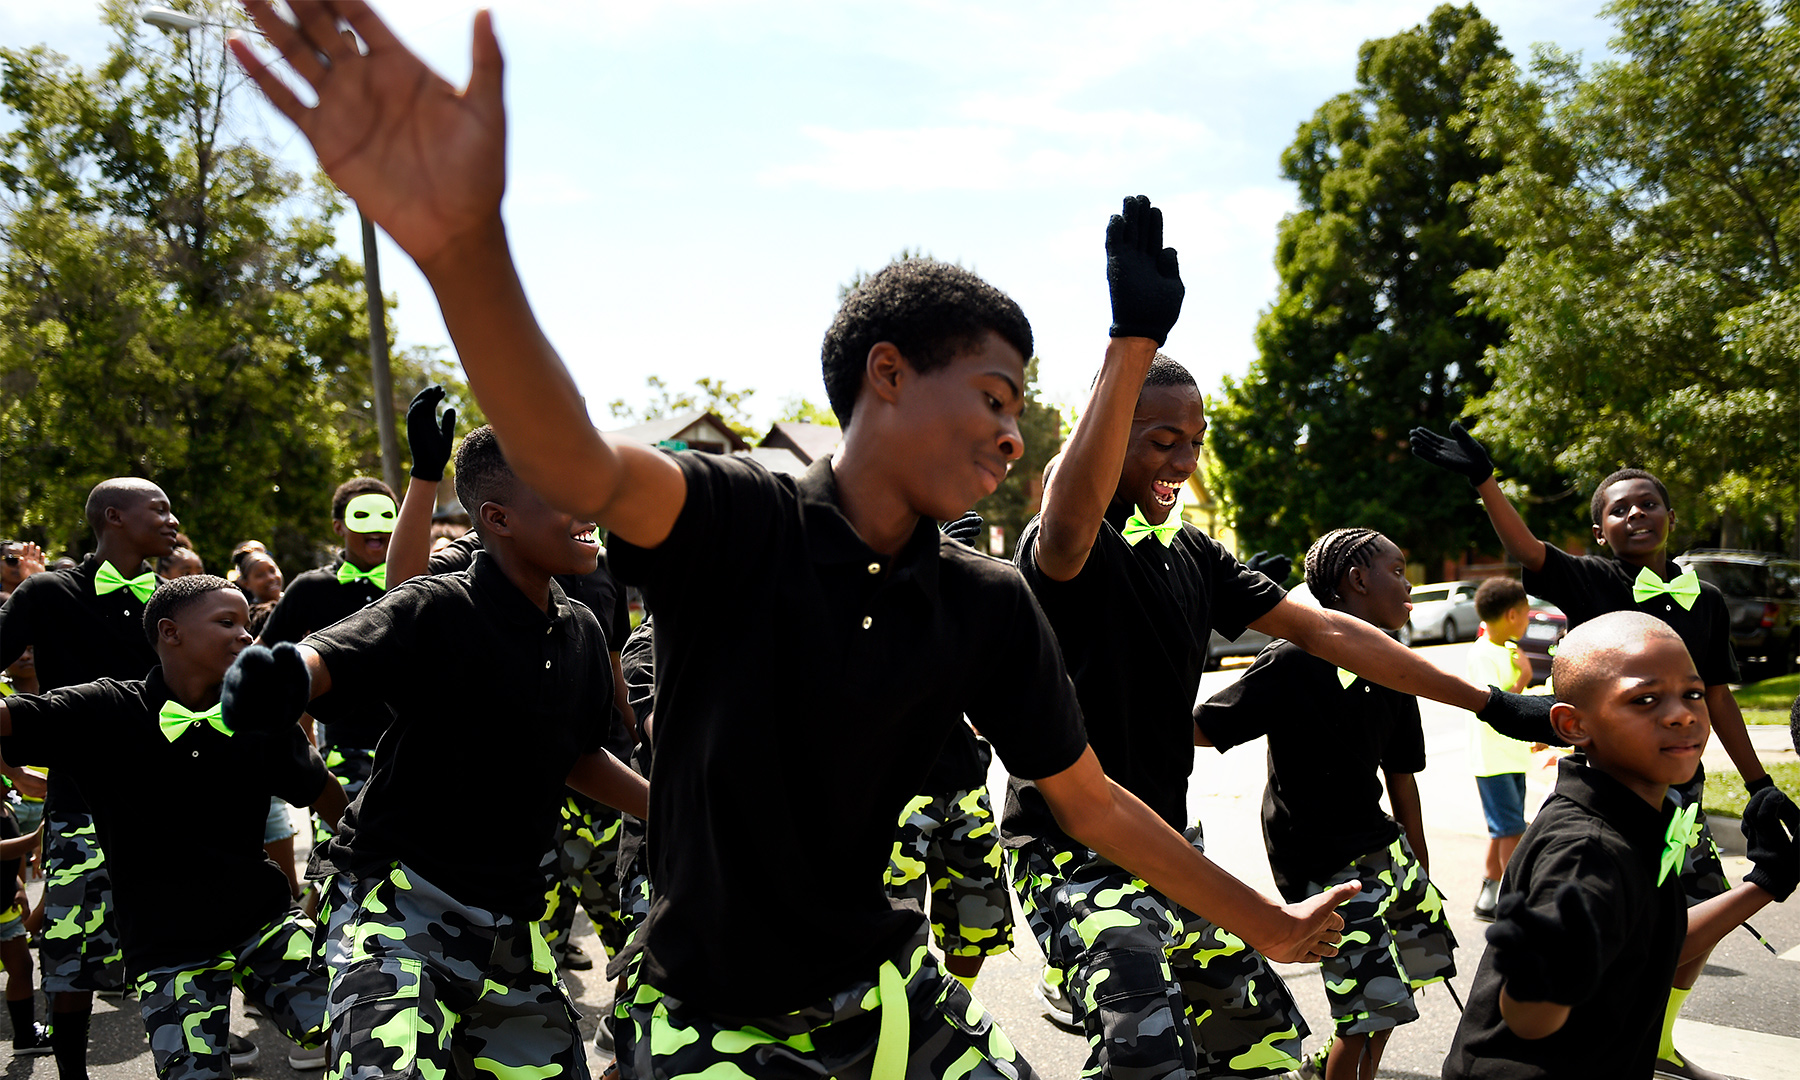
[337,561,387,591]
[1632,566,1700,610]
[1121,508,1180,547]
[1659,802,1701,886]
[1337,668,1358,689]
[95,561,158,602]
[157,700,232,743]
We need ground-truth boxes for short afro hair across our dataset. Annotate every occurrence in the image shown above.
[1144,352,1197,392]
[820,258,1033,425]
[1304,527,1388,609]
[84,478,164,535]
[453,426,519,537]
[1552,610,1688,711]
[143,574,237,647]
[1590,468,1670,526]
[1475,576,1528,622]
[331,477,394,521]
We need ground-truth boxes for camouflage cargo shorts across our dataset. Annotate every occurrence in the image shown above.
[1009,829,1309,1080]
[321,864,587,1080]
[1669,768,1730,905]
[612,922,1036,1079]
[311,748,375,845]
[538,796,627,959]
[136,910,327,1080]
[39,809,124,994]
[1301,833,1456,1038]
[885,782,1013,958]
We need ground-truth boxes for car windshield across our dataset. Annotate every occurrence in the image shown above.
[1686,561,1768,597]
[1411,587,1449,602]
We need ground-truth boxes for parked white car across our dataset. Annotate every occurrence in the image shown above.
[1404,580,1480,645]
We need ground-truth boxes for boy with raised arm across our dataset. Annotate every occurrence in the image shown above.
[231,7,1361,1075]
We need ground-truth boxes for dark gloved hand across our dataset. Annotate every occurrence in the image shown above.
[1742,785,1800,901]
[941,512,985,547]
[1409,421,1494,486]
[1244,551,1292,583]
[1487,883,1602,1005]
[406,385,457,482]
[222,643,313,736]
[1106,195,1184,345]
[1479,687,1562,746]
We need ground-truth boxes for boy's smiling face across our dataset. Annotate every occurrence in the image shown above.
[157,587,255,685]
[484,482,602,580]
[1118,384,1206,526]
[1592,477,1672,563]
[116,487,182,559]
[1552,631,1709,806]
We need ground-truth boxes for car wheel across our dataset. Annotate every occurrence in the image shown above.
[1441,618,1459,645]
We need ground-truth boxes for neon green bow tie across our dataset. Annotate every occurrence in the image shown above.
[95,561,158,602]
[1121,509,1180,547]
[336,561,387,591]
[157,699,232,743]
[1659,802,1701,886]
[1337,667,1358,689]
[1632,566,1700,610]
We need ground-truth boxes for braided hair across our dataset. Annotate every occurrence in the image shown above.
[1304,528,1386,609]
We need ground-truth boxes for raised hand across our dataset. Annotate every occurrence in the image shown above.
[1409,421,1494,486]
[1488,883,1602,1005]
[1106,195,1184,346]
[222,643,313,736]
[1742,785,1800,901]
[230,1,506,268]
[1244,550,1291,583]
[406,385,457,482]
[940,511,985,547]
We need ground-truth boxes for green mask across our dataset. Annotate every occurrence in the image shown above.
[343,493,398,535]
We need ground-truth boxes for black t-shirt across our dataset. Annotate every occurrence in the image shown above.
[1007,501,1284,850]
[259,564,393,750]
[919,720,988,795]
[608,453,1088,1015]
[304,552,613,918]
[1195,640,1426,900]
[0,555,161,815]
[1525,545,1739,687]
[1444,756,1685,1079]
[1,669,327,973]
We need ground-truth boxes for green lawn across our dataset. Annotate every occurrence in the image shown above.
[1734,671,1797,724]
[1702,760,1800,819]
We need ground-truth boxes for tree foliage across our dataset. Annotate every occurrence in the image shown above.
[775,395,839,427]
[1460,0,1800,551]
[607,375,759,440]
[0,1,469,572]
[1209,5,1515,568]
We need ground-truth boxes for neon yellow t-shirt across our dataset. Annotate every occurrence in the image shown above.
[1466,635,1534,776]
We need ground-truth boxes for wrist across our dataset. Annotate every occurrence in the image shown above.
[1745,774,1774,794]
[416,214,511,285]
[1746,865,1795,902]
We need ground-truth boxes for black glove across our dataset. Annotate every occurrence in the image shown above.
[222,643,313,736]
[1409,421,1494,486]
[940,512,985,547]
[1106,195,1184,345]
[1244,551,1292,582]
[1479,687,1562,746]
[1742,785,1799,901]
[406,385,457,482]
[1487,883,1602,1005]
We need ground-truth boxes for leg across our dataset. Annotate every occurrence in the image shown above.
[930,785,1013,989]
[3,918,49,1054]
[1657,771,1733,1080]
[136,958,237,1080]
[263,796,302,899]
[235,911,329,1050]
[455,917,588,1080]
[39,811,123,1080]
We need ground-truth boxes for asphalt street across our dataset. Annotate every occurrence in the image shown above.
[4,641,1798,1078]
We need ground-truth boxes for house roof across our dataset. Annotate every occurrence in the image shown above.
[761,420,842,464]
[606,409,751,453]
[737,446,810,477]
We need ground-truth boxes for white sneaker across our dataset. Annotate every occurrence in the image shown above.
[1034,969,1081,1032]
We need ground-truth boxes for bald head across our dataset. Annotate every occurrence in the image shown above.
[1552,611,1689,710]
[85,478,165,535]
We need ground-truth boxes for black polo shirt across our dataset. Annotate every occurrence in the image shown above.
[1195,640,1426,900]
[0,555,161,815]
[304,551,613,918]
[1444,755,1685,1079]
[1,669,327,974]
[1007,501,1283,851]
[608,453,1088,1016]
[1525,544,1738,687]
[259,564,393,750]
[919,721,988,795]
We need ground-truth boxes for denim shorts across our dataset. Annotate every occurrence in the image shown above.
[1475,772,1528,838]
[263,796,297,844]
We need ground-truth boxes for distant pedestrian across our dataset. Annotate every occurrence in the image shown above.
[1464,576,1539,923]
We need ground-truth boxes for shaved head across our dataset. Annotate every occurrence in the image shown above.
[1552,611,1690,710]
[85,477,164,534]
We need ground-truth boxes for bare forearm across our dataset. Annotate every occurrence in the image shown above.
[1388,772,1428,874]
[567,750,650,821]
[1683,883,1773,966]
[1705,685,1767,783]
[1474,477,1546,571]
[310,772,349,833]
[1257,601,1490,711]
[387,476,441,588]
[1499,988,1570,1039]
[1034,338,1157,580]
[301,646,332,699]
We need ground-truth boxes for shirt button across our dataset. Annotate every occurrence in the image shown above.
[867,562,880,575]
[546,626,553,635]
[861,616,873,629]
[545,660,552,669]
[192,720,200,727]
[190,751,199,758]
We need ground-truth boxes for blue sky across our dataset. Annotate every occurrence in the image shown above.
[4,1,1618,429]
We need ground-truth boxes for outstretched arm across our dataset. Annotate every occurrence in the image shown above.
[232,1,685,546]
[1411,423,1545,571]
[1252,597,1490,712]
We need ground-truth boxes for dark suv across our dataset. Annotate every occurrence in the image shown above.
[1674,549,1800,678]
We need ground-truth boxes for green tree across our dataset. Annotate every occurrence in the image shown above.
[774,395,839,428]
[1209,4,1515,568]
[1460,0,1800,552]
[0,1,466,572]
[608,375,758,440]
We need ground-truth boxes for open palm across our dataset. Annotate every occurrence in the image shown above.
[233,0,506,267]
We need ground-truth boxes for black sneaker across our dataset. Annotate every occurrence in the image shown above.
[229,1032,261,1069]
[559,942,594,971]
[13,1021,54,1056]
[1473,877,1500,922]
[1655,1052,1740,1080]
[594,1016,615,1054]
[1034,969,1081,1033]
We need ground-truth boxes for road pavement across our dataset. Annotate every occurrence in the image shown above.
[5,641,1799,1077]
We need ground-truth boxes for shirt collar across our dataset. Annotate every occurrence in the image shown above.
[467,549,571,629]
[1552,753,1674,850]
[796,457,941,593]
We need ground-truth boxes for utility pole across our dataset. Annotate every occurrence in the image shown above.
[362,212,404,494]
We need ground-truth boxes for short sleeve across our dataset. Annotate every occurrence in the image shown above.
[609,453,781,594]
[1382,693,1426,774]
[1193,643,1299,751]
[1465,640,1519,690]
[303,582,431,704]
[1,683,121,768]
[257,576,316,646]
[958,573,1088,782]
[1522,544,1601,620]
[1511,835,1638,1003]
[1203,538,1285,641]
[427,533,479,576]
